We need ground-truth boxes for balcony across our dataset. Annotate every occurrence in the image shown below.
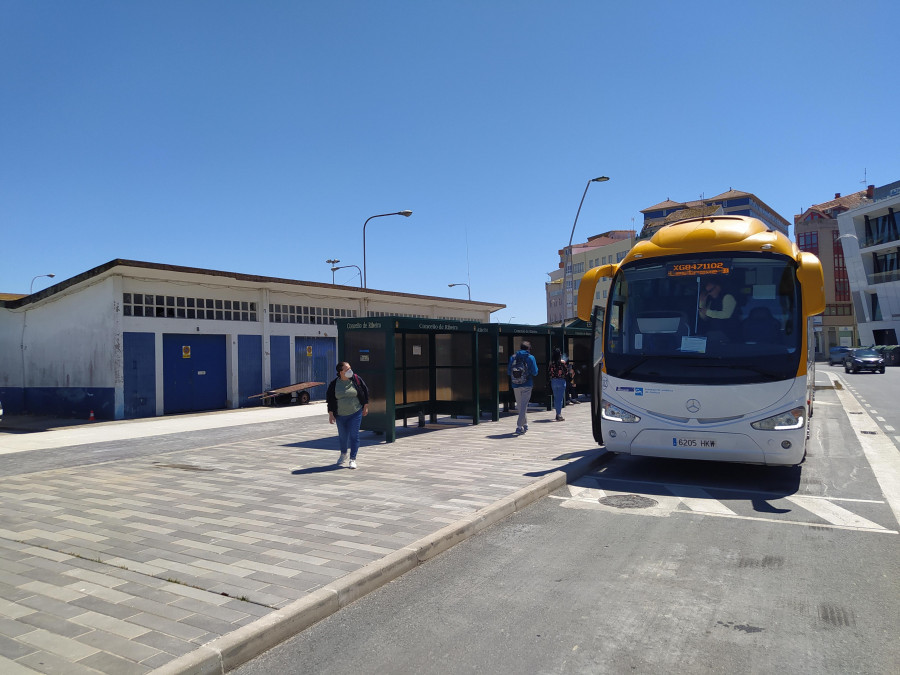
[867,269,900,285]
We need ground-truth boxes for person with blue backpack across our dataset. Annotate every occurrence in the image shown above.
[507,340,539,435]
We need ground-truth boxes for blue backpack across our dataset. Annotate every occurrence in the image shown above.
[510,352,530,385]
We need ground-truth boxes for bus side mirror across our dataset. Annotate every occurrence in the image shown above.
[577,264,617,321]
[797,252,825,316]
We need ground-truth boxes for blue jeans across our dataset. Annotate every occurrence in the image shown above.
[551,378,566,416]
[335,407,363,459]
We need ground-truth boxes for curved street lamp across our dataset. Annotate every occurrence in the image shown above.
[562,176,608,354]
[363,210,413,288]
[331,265,363,288]
[448,282,471,301]
[30,274,55,294]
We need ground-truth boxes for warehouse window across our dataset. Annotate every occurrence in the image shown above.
[268,304,357,324]
[122,294,258,322]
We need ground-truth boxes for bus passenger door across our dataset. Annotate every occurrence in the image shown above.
[591,304,605,446]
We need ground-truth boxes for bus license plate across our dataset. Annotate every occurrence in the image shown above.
[673,437,716,448]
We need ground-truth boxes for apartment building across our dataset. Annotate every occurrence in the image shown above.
[795,188,872,353]
[837,180,900,346]
[546,230,635,324]
[639,189,790,239]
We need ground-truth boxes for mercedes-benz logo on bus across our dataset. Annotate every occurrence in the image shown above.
[686,399,701,414]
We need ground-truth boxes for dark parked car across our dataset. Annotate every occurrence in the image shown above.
[843,348,885,374]
[828,346,851,365]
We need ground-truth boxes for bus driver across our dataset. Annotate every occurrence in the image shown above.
[699,279,737,340]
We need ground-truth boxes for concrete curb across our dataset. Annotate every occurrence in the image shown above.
[149,449,608,675]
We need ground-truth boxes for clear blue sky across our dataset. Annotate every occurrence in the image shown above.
[3,1,897,323]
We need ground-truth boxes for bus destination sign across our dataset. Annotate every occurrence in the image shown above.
[666,261,730,277]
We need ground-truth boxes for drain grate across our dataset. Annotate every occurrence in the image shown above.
[860,431,877,435]
[599,494,658,509]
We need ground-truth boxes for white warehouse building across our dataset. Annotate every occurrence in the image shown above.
[0,260,504,420]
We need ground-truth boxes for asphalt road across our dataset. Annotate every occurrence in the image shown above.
[821,361,900,448]
[234,370,899,675]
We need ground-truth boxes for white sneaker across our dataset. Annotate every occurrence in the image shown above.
[337,453,348,466]
[349,459,357,469]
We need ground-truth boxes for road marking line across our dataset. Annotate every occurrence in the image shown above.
[883,425,894,431]
[786,496,889,531]
[831,372,900,528]
[876,416,885,421]
[664,485,737,515]
[552,492,897,534]
[581,475,885,503]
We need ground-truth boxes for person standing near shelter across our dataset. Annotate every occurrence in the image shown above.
[547,347,567,421]
[566,362,580,404]
[508,340,539,435]
[326,362,369,469]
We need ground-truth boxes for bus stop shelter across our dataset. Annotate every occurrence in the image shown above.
[497,322,593,411]
[336,317,592,442]
[337,317,498,443]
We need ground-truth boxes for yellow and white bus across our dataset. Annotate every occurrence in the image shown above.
[577,215,825,466]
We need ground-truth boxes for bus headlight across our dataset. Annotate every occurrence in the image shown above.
[750,407,805,431]
[601,400,641,423]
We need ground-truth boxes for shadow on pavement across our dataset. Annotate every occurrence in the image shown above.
[524,449,610,478]
[291,464,345,475]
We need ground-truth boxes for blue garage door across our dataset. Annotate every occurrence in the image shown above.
[295,336,335,400]
[123,332,156,419]
[238,335,263,407]
[270,335,291,389]
[163,334,227,414]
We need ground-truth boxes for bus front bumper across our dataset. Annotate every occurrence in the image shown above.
[604,427,805,466]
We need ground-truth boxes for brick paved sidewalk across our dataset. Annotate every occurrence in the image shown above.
[0,402,601,674]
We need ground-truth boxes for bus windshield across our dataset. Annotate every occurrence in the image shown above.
[604,253,802,385]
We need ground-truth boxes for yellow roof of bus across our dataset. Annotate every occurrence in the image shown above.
[621,215,797,266]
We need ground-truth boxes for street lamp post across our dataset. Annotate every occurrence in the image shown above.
[448,283,471,301]
[29,274,55,294]
[562,176,608,356]
[363,210,412,288]
[331,265,363,287]
[326,259,340,284]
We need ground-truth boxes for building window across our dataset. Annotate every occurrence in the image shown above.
[872,249,900,284]
[872,294,882,321]
[268,304,357,324]
[123,294,257,322]
[832,233,849,301]
[797,231,819,256]
[864,210,899,247]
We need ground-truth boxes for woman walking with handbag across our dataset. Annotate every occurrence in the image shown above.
[548,348,567,421]
[326,362,369,469]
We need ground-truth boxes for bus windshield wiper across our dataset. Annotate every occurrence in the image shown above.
[617,356,654,378]
[698,363,782,380]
